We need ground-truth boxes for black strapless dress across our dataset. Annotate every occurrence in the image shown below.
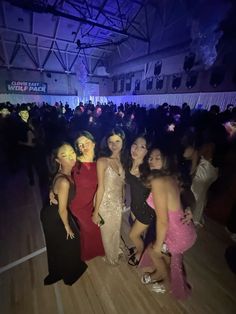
[126,171,155,225]
[40,174,87,285]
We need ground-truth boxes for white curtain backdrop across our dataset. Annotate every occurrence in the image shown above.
[0,94,80,108]
[105,91,236,110]
[0,91,235,110]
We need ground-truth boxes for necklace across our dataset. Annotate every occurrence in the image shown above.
[130,165,140,177]
[109,157,123,176]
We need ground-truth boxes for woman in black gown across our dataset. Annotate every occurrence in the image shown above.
[40,143,87,285]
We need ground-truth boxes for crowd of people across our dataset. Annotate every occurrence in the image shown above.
[0,99,236,300]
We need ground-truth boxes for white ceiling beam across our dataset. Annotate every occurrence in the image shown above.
[0,27,113,53]
[0,63,79,75]
[66,0,133,25]
[3,38,105,60]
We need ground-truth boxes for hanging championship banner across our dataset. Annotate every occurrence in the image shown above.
[6,81,47,94]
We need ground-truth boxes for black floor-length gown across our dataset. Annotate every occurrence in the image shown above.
[40,174,87,285]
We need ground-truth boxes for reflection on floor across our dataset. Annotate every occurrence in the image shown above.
[0,168,236,314]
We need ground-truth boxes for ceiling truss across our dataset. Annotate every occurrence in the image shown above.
[0,0,152,74]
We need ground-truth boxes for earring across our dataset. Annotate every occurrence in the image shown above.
[59,163,62,171]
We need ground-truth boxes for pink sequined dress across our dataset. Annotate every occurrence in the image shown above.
[139,193,197,299]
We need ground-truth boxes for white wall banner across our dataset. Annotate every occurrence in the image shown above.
[6,81,47,94]
[105,91,236,110]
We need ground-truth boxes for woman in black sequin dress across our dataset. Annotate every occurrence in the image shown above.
[126,136,155,266]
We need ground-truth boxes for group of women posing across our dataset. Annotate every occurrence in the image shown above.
[41,128,197,300]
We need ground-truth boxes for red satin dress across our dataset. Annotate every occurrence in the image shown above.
[70,161,105,261]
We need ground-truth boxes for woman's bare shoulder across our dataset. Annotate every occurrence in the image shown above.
[152,176,176,188]
[97,157,109,168]
[151,176,167,187]
[54,176,70,192]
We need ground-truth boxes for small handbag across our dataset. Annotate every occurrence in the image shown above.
[98,213,105,227]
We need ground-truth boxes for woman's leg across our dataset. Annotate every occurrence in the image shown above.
[148,249,170,282]
[162,253,171,268]
[130,211,136,223]
[129,220,149,260]
[100,212,122,265]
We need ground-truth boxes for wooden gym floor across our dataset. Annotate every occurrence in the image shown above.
[0,168,236,314]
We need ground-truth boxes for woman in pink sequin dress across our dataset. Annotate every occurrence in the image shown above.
[139,148,197,299]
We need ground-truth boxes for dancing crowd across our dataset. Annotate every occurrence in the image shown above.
[0,100,235,300]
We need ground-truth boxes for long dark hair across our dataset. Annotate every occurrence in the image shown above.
[99,127,126,166]
[181,130,203,151]
[126,134,151,177]
[143,147,180,187]
[48,142,72,180]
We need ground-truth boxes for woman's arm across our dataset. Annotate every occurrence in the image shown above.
[92,158,107,224]
[180,188,194,224]
[152,179,169,253]
[56,178,74,239]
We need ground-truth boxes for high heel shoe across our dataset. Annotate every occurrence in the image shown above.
[141,273,164,284]
[128,253,140,266]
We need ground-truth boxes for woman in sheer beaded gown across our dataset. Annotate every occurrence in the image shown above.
[93,128,125,265]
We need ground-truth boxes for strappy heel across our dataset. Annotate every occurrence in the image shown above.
[141,273,164,284]
[128,247,137,257]
[151,283,166,294]
[128,253,140,266]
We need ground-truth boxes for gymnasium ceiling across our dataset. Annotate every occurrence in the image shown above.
[0,0,235,76]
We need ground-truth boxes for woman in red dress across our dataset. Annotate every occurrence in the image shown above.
[70,131,105,261]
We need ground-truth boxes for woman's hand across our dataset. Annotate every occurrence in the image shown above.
[49,191,58,205]
[181,207,193,225]
[65,225,75,240]
[92,212,100,225]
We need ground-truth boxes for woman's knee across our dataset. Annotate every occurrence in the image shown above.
[129,229,136,241]
[129,226,141,241]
